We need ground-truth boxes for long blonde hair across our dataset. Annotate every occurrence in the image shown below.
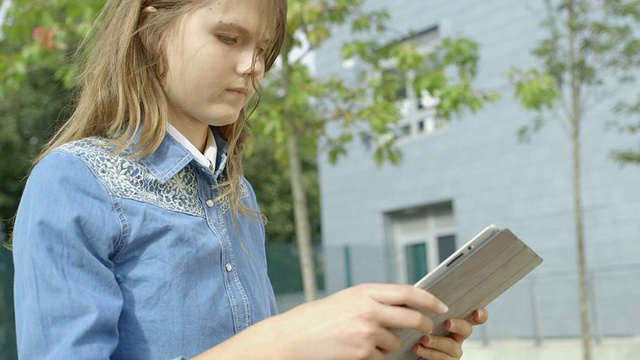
[37,0,287,216]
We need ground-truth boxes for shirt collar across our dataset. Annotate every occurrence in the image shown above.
[141,125,229,184]
[166,124,217,172]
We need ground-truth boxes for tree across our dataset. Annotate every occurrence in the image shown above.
[507,1,640,359]
[255,0,497,301]
[0,0,104,245]
[607,0,640,164]
[0,1,103,96]
[0,68,74,236]
[243,125,324,295]
[244,132,321,246]
[1,0,97,241]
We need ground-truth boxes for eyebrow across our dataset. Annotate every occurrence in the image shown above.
[217,21,273,43]
[217,21,249,35]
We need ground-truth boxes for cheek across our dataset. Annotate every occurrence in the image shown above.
[166,61,207,97]
[164,50,190,95]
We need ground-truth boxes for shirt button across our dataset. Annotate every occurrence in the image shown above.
[225,263,233,272]
[206,199,215,208]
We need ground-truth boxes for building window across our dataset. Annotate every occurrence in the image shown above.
[405,243,428,284]
[383,67,408,101]
[437,234,457,263]
[384,27,446,141]
[387,201,456,284]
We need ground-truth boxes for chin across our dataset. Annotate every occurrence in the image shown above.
[204,108,244,127]
[211,117,241,128]
[200,116,239,128]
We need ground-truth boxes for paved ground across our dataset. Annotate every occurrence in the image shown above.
[463,337,640,360]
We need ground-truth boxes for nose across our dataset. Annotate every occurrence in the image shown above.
[237,48,265,78]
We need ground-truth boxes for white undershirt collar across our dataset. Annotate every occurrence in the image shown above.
[166,124,218,173]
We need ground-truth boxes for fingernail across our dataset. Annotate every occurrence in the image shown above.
[421,336,430,346]
[444,320,452,330]
[440,303,449,313]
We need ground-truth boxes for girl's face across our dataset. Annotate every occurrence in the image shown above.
[163,0,270,140]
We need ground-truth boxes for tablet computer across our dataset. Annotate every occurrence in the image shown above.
[385,224,543,360]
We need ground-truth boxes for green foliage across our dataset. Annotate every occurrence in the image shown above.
[254,0,496,299]
[0,68,74,238]
[611,97,640,163]
[508,0,640,162]
[0,0,91,238]
[0,0,104,96]
[244,131,321,245]
[259,0,497,168]
[612,149,640,162]
[507,69,561,112]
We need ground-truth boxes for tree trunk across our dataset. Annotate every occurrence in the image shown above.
[285,127,318,302]
[567,1,591,358]
[572,128,591,360]
[280,37,318,302]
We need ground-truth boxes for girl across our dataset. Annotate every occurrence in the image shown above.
[12,0,488,359]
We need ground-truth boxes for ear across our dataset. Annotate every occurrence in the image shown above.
[139,6,158,26]
[142,6,158,14]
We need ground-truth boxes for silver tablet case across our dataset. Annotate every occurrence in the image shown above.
[385,224,543,360]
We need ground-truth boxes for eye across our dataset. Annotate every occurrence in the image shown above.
[217,34,238,44]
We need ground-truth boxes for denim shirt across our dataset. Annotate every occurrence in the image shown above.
[13,133,278,359]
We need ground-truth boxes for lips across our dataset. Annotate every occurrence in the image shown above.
[226,87,248,97]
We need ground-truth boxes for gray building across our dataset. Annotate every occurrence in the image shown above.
[315,0,640,340]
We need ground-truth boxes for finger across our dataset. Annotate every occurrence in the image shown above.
[444,319,473,342]
[376,304,434,335]
[363,284,449,314]
[445,308,489,343]
[375,327,402,353]
[469,308,489,325]
[366,347,387,360]
[426,334,463,358]
[414,335,462,360]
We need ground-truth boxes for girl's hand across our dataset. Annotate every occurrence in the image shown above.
[194,284,449,360]
[272,283,449,360]
[412,308,489,360]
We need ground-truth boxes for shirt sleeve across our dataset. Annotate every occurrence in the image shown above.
[12,151,125,359]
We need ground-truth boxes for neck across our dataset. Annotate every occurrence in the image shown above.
[168,120,209,153]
